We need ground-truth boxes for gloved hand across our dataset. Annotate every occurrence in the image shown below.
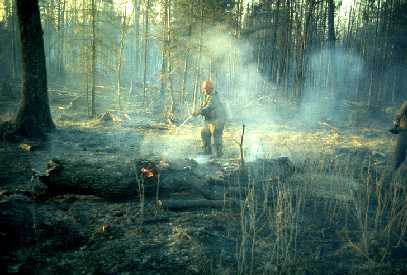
[390,121,401,134]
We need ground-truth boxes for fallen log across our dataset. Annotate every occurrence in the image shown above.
[38,157,296,201]
[39,159,139,200]
[39,158,216,201]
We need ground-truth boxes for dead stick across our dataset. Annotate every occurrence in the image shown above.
[240,124,245,166]
[155,174,160,207]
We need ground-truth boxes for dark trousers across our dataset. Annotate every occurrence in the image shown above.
[394,132,407,170]
[201,120,225,155]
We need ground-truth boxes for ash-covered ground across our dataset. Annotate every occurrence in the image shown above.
[1,89,407,275]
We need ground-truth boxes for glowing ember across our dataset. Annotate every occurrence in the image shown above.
[101,224,108,233]
[141,167,155,178]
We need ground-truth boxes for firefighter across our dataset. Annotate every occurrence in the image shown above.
[391,101,407,170]
[193,80,226,157]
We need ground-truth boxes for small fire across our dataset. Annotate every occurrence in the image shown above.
[101,224,109,233]
[141,167,155,178]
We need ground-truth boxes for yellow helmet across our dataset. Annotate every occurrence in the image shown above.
[202,80,214,93]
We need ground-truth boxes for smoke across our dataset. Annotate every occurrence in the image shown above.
[138,129,201,160]
[198,26,276,124]
[298,48,364,126]
[135,26,366,160]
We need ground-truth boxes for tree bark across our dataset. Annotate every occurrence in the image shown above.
[134,0,141,82]
[90,0,97,118]
[327,0,336,97]
[14,0,55,138]
[142,0,150,109]
[117,12,128,112]
[39,159,139,200]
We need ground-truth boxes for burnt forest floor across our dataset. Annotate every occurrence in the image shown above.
[1,87,407,275]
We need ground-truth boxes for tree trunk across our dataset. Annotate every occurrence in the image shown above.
[159,0,168,99]
[90,0,97,118]
[9,0,18,80]
[134,0,141,82]
[14,0,55,138]
[327,0,336,98]
[192,3,204,113]
[117,13,127,112]
[142,0,150,110]
[181,50,189,105]
[56,0,66,75]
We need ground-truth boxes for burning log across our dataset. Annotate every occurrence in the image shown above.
[141,167,155,178]
[38,156,296,204]
[38,158,218,201]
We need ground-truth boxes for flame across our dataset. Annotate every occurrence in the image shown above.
[141,167,155,178]
[101,224,108,233]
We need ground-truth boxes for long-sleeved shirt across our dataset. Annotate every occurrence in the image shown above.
[199,91,226,123]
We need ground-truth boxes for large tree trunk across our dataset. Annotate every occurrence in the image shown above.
[14,0,55,138]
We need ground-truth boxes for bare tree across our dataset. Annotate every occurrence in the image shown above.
[117,10,130,112]
[142,0,151,109]
[90,0,97,118]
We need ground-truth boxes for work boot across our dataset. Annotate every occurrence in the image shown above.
[201,145,212,155]
[215,147,223,157]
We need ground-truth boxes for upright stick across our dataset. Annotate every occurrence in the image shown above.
[239,124,245,166]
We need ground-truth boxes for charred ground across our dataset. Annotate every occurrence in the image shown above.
[1,88,407,274]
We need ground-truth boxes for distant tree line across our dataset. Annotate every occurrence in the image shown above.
[0,0,406,120]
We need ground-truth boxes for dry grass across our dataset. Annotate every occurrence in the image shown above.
[214,124,405,274]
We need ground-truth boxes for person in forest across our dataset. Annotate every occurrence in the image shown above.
[391,100,407,170]
[192,80,226,157]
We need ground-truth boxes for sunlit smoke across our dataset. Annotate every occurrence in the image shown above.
[298,48,364,126]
